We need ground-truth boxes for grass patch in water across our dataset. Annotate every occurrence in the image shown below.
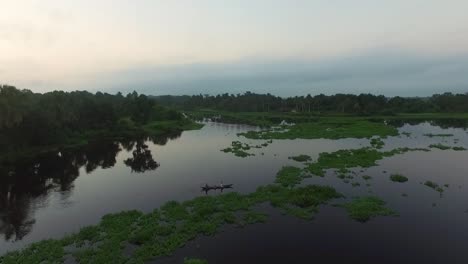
[424,181,444,193]
[341,196,397,222]
[390,174,408,183]
[429,144,452,150]
[453,146,467,151]
[184,258,208,264]
[305,147,428,177]
[370,137,385,149]
[362,175,372,181]
[0,182,344,263]
[275,166,303,187]
[221,140,273,157]
[221,141,254,157]
[288,154,312,162]
[402,132,412,137]
[239,119,398,140]
[424,133,454,138]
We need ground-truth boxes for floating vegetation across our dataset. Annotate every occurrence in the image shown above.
[402,132,412,137]
[0,181,345,263]
[429,144,452,150]
[370,137,385,149]
[424,181,444,193]
[390,174,408,183]
[351,182,360,187]
[340,196,397,222]
[453,146,467,151]
[221,141,254,157]
[184,258,208,264]
[239,119,398,140]
[362,175,372,181]
[305,147,429,177]
[424,133,454,138]
[275,166,303,187]
[288,154,312,162]
[221,140,273,157]
[428,144,466,151]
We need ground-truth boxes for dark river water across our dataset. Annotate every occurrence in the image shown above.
[1,120,468,263]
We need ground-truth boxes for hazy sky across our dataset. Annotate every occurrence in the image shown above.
[1,0,468,96]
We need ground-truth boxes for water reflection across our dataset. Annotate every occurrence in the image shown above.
[124,141,159,173]
[0,132,180,242]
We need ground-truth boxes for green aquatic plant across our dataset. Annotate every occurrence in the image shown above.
[184,258,208,264]
[221,141,255,157]
[390,174,408,183]
[351,182,360,187]
[429,144,452,150]
[275,166,303,187]
[402,132,412,137]
[221,140,273,157]
[341,196,397,222]
[424,181,444,193]
[362,175,372,181]
[424,133,454,138]
[288,154,312,162]
[452,146,467,151]
[370,137,385,149]
[0,183,344,263]
[239,119,398,140]
[305,147,428,177]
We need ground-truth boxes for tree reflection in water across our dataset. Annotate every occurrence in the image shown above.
[122,132,181,173]
[0,141,122,241]
[124,141,159,173]
[0,132,181,242]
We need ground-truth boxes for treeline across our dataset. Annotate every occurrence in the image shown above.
[0,85,182,152]
[155,91,468,114]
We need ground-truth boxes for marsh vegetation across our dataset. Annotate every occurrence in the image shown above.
[2,97,468,263]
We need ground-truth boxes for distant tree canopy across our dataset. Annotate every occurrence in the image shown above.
[154,91,468,114]
[0,85,182,150]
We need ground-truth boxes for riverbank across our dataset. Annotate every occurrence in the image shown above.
[0,119,203,166]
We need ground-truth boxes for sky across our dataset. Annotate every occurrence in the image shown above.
[1,0,468,96]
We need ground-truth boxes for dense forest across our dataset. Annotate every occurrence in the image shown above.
[0,85,187,160]
[155,91,468,114]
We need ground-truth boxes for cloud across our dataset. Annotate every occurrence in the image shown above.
[84,50,468,97]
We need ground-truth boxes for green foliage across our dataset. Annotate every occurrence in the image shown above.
[370,137,385,149]
[390,174,408,183]
[239,119,398,140]
[221,141,254,158]
[156,91,468,114]
[429,144,453,150]
[341,196,397,222]
[184,258,208,264]
[305,148,423,177]
[424,133,454,137]
[424,181,444,193]
[453,146,467,151]
[221,140,272,158]
[275,166,303,187]
[0,86,202,164]
[0,182,344,263]
[362,175,372,180]
[288,154,311,162]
